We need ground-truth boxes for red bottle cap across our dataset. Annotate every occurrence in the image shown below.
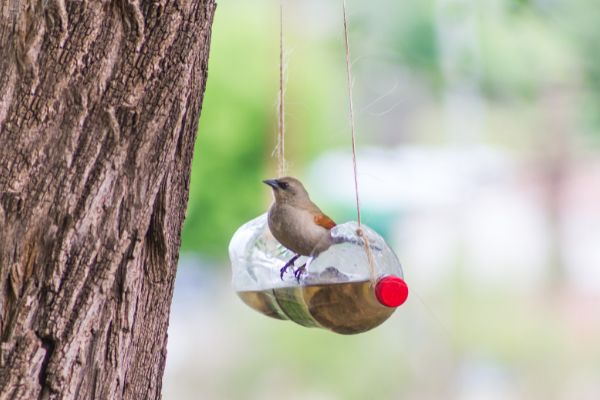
[375,276,409,307]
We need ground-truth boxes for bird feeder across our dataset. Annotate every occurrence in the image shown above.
[229,213,408,334]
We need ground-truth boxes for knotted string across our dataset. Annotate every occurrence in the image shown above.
[342,0,377,283]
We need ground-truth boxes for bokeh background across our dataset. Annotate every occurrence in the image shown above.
[164,0,600,398]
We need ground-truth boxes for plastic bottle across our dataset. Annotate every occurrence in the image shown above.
[230,213,408,335]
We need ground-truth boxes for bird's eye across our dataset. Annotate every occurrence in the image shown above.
[279,181,289,190]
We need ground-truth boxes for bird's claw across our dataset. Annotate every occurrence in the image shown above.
[280,254,300,280]
[279,265,290,280]
[293,264,306,282]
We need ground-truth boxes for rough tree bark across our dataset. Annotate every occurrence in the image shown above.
[0,1,215,399]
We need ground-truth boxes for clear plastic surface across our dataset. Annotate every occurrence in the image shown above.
[229,213,406,334]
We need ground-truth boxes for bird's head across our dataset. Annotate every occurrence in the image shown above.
[263,176,310,205]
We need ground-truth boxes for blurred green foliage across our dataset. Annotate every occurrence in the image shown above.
[180,5,273,256]
[555,0,600,137]
[479,11,575,100]
[391,0,441,87]
[181,2,347,258]
[181,0,600,258]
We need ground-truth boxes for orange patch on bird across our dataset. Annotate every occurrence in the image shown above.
[314,214,336,230]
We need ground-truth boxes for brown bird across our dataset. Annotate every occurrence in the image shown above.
[263,177,336,280]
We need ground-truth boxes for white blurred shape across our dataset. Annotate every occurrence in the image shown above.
[461,188,548,290]
[309,145,511,211]
[561,370,600,400]
[456,356,519,400]
[564,210,600,294]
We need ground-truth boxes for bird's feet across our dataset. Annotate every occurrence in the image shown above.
[280,254,301,280]
[293,264,306,282]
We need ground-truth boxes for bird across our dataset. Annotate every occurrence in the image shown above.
[263,176,336,281]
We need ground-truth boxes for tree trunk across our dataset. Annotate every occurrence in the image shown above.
[0,1,215,399]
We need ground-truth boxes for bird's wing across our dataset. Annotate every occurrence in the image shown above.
[314,213,336,229]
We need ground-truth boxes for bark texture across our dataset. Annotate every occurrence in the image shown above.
[0,1,215,399]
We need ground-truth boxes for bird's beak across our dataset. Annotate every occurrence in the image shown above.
[263,179,280,189]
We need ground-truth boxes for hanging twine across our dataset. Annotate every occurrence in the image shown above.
[277,0,287,178]
[342,0,377,283]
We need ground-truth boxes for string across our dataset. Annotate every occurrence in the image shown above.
[342,0,377,283]
[277,0,286,178]
[342,0,361,227]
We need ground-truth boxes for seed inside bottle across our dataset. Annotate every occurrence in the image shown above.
[237,290,285,320]
[238,279,396,334]
[303,280,396,334]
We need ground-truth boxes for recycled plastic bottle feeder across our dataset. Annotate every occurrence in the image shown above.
[229,213,408,334]
[229,0,408,334]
